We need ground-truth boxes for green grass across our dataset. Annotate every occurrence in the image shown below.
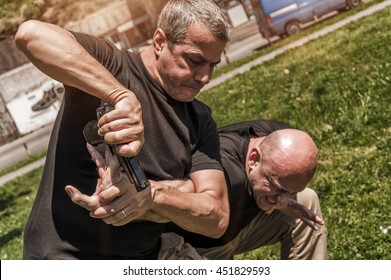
[0,150,46,178]
[201,4,391,260]
[213,0,386,79]
[1,1,390,260]
[0,167,43,259]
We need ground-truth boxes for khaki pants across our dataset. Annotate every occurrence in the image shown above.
[158,232,206,260]
[196,188,328,260]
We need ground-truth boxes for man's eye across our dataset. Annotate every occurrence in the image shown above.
[189,58,202,65]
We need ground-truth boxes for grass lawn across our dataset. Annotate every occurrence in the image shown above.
[1,0,390,260]
[199,3,391,260]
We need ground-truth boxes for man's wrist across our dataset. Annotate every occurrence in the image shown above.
[108,88,137,105]
[150,181,168,209]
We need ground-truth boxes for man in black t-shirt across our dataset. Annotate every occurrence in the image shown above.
[15,0,230,259]
[167,120,328,259]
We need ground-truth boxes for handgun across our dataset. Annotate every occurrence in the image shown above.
[83,102,149,192]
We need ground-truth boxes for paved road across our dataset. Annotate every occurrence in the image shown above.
[1,0,390,185]
[0,123,52,171]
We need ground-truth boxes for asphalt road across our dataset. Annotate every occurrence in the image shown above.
[1,0,390,185]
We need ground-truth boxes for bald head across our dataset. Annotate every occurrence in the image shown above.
[259,129,318,190]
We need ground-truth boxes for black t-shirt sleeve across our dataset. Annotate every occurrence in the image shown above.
[70,31,123,76]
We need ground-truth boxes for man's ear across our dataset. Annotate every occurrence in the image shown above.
[153,28,167,53]
[248,147,261,171]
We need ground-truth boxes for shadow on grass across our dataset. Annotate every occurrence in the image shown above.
[0,228,22,246]
[0,189,32,213]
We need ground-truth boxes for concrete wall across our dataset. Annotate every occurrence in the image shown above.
[0,63,51,103]
[0,38,29,75]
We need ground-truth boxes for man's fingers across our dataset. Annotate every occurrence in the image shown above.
[303,208,324,225]
[106,148,120,173]
[98,185,122,202]
[315,215,324,225]
[98,103,142,129]
[86,143,105,168]
[306,220,318,230]
[115,141,143,157]
[96,100,145,158]
[65,185,100,211]
[105,206,145,226]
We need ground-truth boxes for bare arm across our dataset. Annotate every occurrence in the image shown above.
[133,179,196,223]
[15,20,143,156]
[95,171,228,238]
[150,170,229,238]
[65,143,229,238]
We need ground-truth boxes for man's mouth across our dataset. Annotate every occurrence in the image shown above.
[266,195,277,204]
[184,85,201,92]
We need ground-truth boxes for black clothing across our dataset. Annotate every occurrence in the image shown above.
[23,33,222,259]
[166,120,291,248]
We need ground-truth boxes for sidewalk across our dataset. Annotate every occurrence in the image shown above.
[0,157,46,185]
[1,0,390,186]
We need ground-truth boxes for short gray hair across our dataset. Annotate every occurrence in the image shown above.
[157,0,231,48]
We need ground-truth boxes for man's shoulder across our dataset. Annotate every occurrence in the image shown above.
[70,31,132,61]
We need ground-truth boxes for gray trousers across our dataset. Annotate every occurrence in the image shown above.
[195,188,328,260]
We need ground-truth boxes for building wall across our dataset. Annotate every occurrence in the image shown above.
[0,38,28,143]
[64,0,169,50]
[0,38,29,75]
[0,93,19,145]
[142,0,169,27]
[121,0,168,49]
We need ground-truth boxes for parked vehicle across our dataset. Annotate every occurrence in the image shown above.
[258,0,362,36]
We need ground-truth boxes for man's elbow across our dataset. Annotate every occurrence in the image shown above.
[15,20,40,51]
[209,209,229,238]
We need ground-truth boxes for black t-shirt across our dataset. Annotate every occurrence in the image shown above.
[23,33,222,259]
[166,120,291,248]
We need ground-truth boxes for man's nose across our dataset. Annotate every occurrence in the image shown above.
[194,65,211,85]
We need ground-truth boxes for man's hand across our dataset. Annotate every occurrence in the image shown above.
[90,183,153,225]
[89,179,196,225]
[280,199,324,230]
[98,95,144,157]
[65,144,167,225]
[65,143,133,212]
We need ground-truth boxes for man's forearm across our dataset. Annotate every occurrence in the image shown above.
[138,179,195,223]
[150,171,229,238]
[157,179,195,193]
[16,20,144,157]
[15,20,130,104]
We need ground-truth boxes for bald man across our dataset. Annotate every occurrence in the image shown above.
[166,120,328,259]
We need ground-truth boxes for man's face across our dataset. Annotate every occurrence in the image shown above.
[156,22,226,102]
[248,157,307,214]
